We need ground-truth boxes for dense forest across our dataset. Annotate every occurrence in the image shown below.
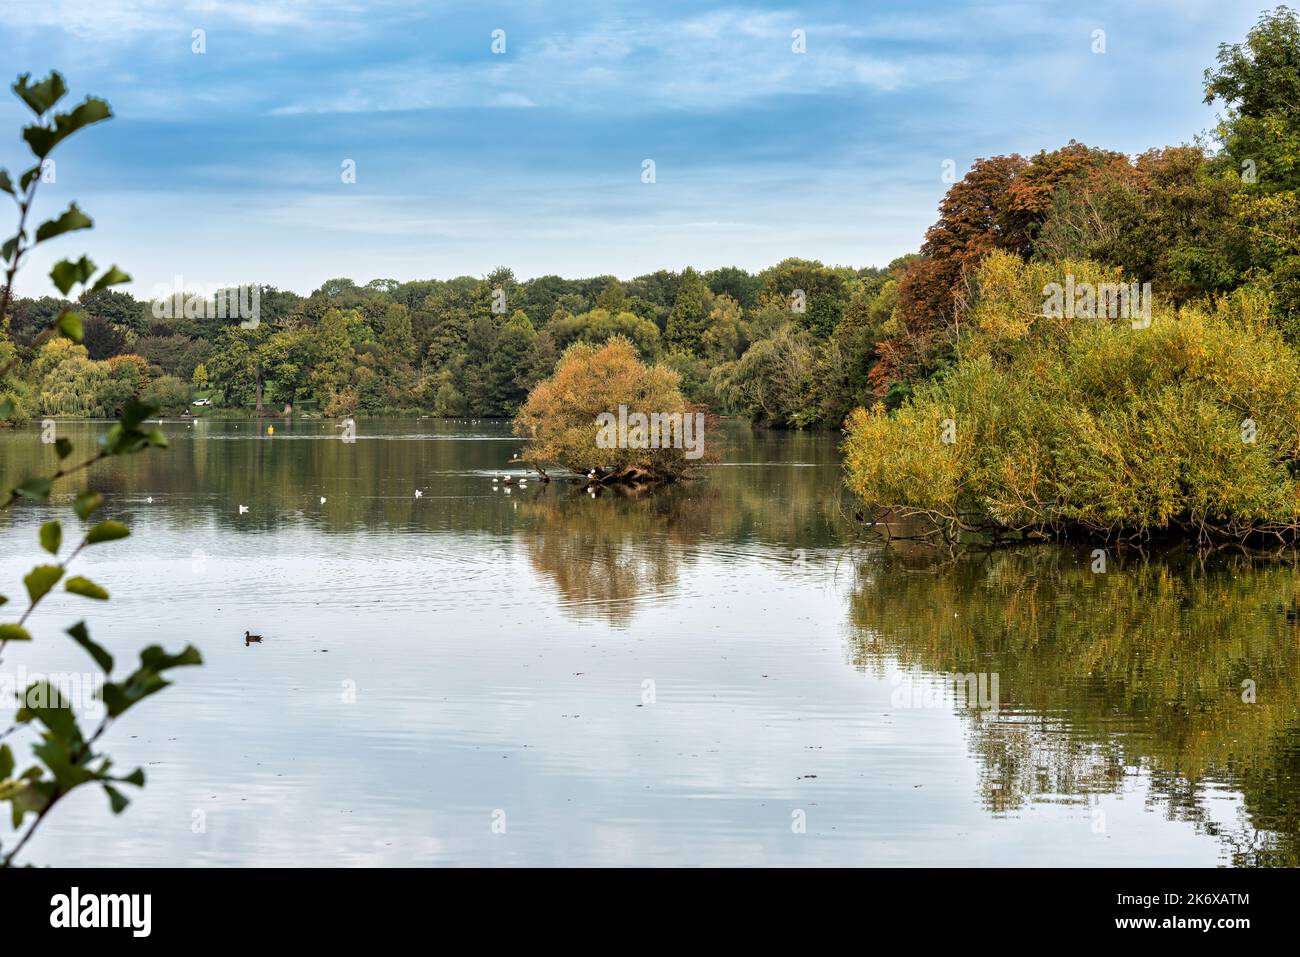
[2,8,1297,440]
[0,254,903,427]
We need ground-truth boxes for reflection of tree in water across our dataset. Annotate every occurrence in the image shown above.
[521,462,850,625]
[847,546,1300,866]
[520,486,712,624]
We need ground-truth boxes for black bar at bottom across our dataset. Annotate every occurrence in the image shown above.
[0,866,1277,942]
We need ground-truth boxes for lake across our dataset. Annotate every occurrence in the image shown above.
[0,418,1296,866]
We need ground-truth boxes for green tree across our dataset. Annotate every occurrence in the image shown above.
[1204,5,1300,193]
[665,267,713,354]
[700,293,748,363]
[704,266,762,309]
[378,302,417,405]
[758,258,848,339]
[208,325,270,411]
[595,278,628,314]
[311,308,358,415]
[260,328,311,409]
[35,338,107,416]
[77,287,146,335]
[481,310,537,415]
[140,374,190,413]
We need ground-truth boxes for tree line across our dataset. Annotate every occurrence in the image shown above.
[0,255,904,426]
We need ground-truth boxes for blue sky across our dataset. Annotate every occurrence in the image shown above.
[0,0,1267,298]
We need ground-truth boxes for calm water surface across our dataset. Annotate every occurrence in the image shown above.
[0,418,1296,866]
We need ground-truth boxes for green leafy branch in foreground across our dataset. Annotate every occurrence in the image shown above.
[0,72,200,867]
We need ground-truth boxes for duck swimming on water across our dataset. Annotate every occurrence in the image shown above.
[244,630,263,646]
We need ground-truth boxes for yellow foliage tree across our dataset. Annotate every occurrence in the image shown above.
[514,336,714,484]
[844,252,1300,541]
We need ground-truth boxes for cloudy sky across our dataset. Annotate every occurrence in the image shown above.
[0,0,1266,298]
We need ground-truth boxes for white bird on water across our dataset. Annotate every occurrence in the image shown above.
[414,489,422,499]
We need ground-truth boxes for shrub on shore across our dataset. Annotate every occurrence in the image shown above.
[843,252,1300,542]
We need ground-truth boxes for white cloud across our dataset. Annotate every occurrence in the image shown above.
[268,8,966,116]
[4,0,382,36]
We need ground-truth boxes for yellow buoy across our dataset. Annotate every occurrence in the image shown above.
[267,425,274,435]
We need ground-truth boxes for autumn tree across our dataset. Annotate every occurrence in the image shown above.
[879,144,1132,391]
[514,336,713,484]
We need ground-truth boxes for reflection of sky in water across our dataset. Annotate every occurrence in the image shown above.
[0,420,1280,865]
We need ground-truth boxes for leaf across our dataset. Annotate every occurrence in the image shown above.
[73,491,103,520]
[0,743,13,779]
[0,623,32,642]
[103,783,130,814]
[67,621,112,672]
[120,398,155,431]
[16,681,81,743]
[12,72,67,116]
[102,645,202,718]
[34,203,93,244]
[56,311,83,343]
[85,520,129,544]
[98,401,164,456]
[39,519,61,555]
[0,168,12,196]
[54,437,73,459]
[50,257,95,295]
[90,265,131,291]
[13,477,52,501]
[54,96,112,134]
[121,767,145,787]
[23,564,63,603]
[7,779,49,827]
[32,735,93,790]
[0,594,7,607]
[140,645,203,671]
[22,98,112,159]
[65,576,108,600]
[101,679,161,719]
